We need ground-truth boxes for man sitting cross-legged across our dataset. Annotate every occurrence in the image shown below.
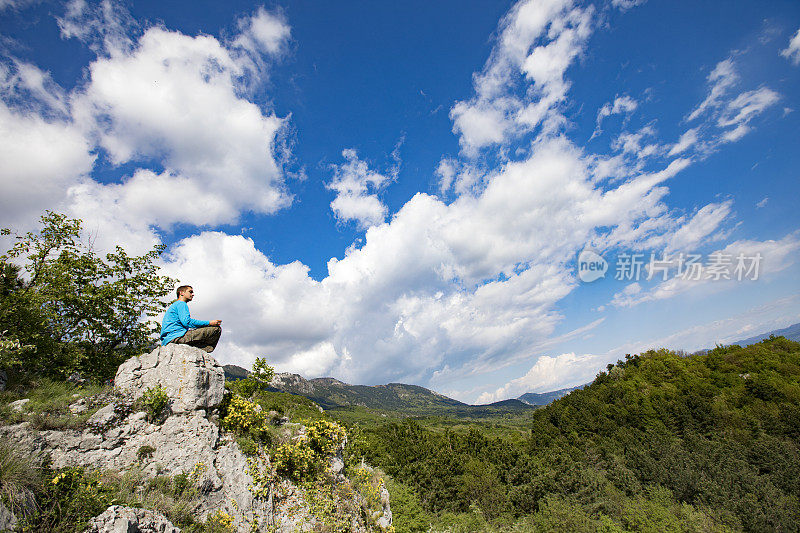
[160,285,222,353]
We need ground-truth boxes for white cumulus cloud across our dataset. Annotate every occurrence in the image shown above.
[781,28,800,65]
[0,103,94,227]
[476,351,600,403]
[0,4,293,252]
[233,7,290,56]
[327,149,392,230]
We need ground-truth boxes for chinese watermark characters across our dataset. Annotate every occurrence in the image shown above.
[578,249,762,283]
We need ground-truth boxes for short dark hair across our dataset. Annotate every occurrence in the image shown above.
[176,285,192,298]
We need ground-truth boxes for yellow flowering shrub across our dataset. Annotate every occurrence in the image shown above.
[305,419,347,455]
[221,395,265,434]
[205,509,234,532]
[189,461,207,482]
[273,438,318,482]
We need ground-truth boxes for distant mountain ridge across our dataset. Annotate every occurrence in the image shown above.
[224,366,584,412]
[223,367,537,417]
[518,384,586,406]
[729,322,800,347]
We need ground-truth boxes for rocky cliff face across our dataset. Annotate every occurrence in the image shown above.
[0,344,392,532]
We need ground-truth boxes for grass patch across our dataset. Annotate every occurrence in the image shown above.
[0,438,39,524]
[0,377,110,430]
[15,464,213,532]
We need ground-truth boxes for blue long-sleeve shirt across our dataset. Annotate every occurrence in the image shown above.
[160,300,210,345]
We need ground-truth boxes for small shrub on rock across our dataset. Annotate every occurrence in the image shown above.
[137,445,156,461]
[24,467,115,532]
[140,385,169,423]
[235,435,259,456]
[221,395,268,439]
[269,420,347,484]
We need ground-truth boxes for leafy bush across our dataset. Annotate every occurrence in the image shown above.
[250,357,274,387]
[0,330,34,370]
[0,212,175,381]
[227,357,275,398]
[270,419,347,483]
[141,385,169,423]
[15,465,210,532]
[204,509,234,532]
[301,471,363,532]
[236,435,259,456]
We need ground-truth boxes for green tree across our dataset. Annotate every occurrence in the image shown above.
[0,212,175,380]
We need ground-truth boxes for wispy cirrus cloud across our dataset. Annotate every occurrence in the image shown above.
[685,57,780,148]
[592,95,637,138]
[478,293,800,404]
[610,233,800,308]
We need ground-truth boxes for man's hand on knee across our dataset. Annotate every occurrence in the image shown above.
[210,319,222,327]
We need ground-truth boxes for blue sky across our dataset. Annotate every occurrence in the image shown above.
[1,0,799,403]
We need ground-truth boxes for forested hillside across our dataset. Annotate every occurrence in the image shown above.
[342,337,800,532]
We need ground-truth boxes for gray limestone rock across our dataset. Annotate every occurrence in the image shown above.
[69,399,88,414]
[376,484,393,529]
[115,344,225,413]
[9,399,29,412]
[0,500,17,532]
[84,505,180,533]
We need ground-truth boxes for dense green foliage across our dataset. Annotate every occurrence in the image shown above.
[343,338,800,532]
[0,212,174,381]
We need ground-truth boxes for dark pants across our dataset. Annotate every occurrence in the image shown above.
[170,326,222,353]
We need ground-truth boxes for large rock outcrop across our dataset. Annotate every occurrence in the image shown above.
[0,346,267,531]
[0,344,391,532]
[115,344,225,413]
